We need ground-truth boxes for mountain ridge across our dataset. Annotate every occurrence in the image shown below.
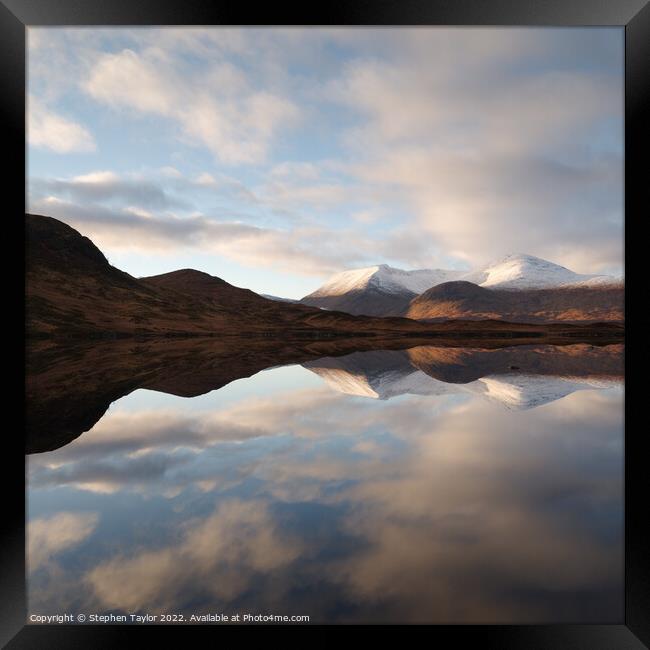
[300,254,623,320]
[306,264,463,297]
[26,213,624,334]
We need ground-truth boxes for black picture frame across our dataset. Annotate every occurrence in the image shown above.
[4,1,649,646]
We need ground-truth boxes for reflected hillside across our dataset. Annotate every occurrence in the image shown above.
[304,344,623,408]
[27,336,623,454]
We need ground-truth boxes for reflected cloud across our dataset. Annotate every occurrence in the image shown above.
[87,499,302,612]
[28,511,99,572]
[326,393,623,621]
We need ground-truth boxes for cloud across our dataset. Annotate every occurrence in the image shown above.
[28,182,382,275]
[32,172,190,211]
[334,57,620,153]
[29,163,428,280]
[325,29,624,273]
[28,195,264,249]
[27,387,342,495]
[324,392,622,621]
[86,499,302,612]
[28,512,99,572]
[28,98,96,153]
[83,48,299,164]
[190,171,259,203]
[349,147,623,271]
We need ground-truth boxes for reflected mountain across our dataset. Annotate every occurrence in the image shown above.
[27,335,623,454]
[304,350,458,400]
[304,344,623,408]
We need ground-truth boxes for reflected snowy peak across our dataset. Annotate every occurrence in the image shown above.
[304,345,622,409]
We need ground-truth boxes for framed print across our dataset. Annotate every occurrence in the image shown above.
[3,0,649,647]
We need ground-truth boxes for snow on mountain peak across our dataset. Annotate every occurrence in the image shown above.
[306,254,621,299]
[308,266,381,297]
[461,253,618,290]
[307,264,462,298]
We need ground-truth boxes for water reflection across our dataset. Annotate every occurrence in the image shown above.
[27,341,623,623]
[303,346,622,408]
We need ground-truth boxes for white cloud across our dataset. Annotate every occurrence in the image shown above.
[28,98,96,153]
[124,206,154,219]
[28,194,377,276]
[348,147,623,272]
[195,172,216,186]
[329,33,623,273]
[83,49,299,164]
[29,166,397,276]
[72,170,118,183]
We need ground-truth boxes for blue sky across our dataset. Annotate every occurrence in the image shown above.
[28,28,623,298]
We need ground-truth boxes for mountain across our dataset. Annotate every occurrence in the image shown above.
[407,281,623,322]
[300,255,622,320]
[259,294,299,303]
[301,264,462,316]
[303,344,623,408]
[308,264,462,296]
[462,253,620,290]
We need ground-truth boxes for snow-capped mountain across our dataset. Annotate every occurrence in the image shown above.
[300,264,462,317]
[301,254,622,319]
[461,253,619,290]
[308,264,462,297]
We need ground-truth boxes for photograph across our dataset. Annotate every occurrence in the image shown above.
[22,23,631,631]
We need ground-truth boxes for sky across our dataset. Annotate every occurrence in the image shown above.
[27,27,624,299]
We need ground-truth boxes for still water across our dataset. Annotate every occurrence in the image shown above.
[27,344,624,624]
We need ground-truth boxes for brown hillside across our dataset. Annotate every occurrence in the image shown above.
[407,280,623,323]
